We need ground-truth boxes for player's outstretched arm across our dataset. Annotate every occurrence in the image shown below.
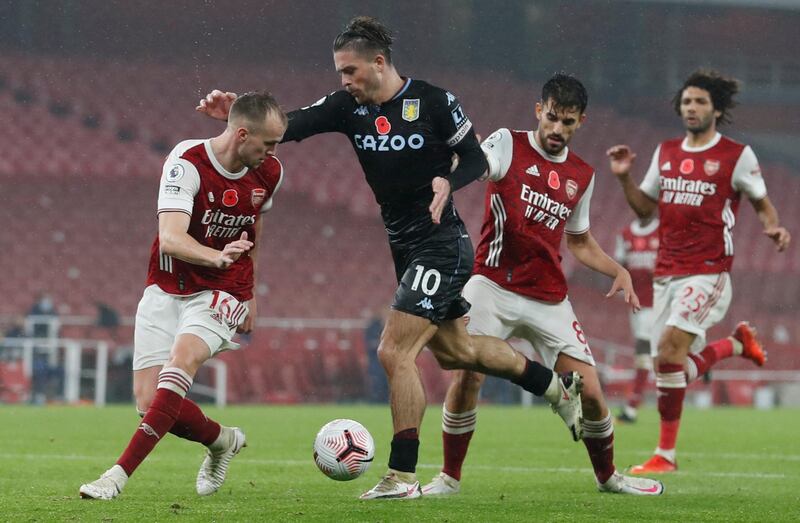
[159,212,253,269]
[750,195,791,252]
[606,145,657,219]
[566,230,641,311]
[196,90,238,121]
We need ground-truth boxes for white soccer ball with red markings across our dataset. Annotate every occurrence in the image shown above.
[313,419,375,481]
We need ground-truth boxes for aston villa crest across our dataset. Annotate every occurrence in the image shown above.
[402,99,420,122]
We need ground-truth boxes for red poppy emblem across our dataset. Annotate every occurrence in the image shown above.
[375,116,391,135]
[679,158,694,175]
[548,170,561,190]
[222,189,239,207]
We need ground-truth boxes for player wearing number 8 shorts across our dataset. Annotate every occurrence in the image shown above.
[422,74,665,497]
[607,70,791,474]
[79,92,287,500]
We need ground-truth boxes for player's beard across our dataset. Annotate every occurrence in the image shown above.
[685,113,714,135]
[539,129,566,155]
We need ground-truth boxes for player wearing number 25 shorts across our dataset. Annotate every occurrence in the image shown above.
[79,93,286,501]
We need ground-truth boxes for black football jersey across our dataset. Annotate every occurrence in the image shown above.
[283,78,484,243]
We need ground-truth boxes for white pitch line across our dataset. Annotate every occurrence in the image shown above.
[0,454,788,479]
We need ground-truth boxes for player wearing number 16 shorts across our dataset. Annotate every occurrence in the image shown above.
[79,92,287,500]
[422,74,664,497]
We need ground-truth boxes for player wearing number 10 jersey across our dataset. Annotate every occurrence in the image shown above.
[197,17,584,500]
[608,70,791,474]
[422,74,664,497]
[79,92,287,500]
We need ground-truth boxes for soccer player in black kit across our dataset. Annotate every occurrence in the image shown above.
[198,16,584,499]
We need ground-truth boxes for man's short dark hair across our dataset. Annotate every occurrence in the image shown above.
[230,91,287,129]
[673,69,739,125]
[333,16,394,64]
[541,73,588,114]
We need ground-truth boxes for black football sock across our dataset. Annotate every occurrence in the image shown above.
[388,428,419,473]
[512,358,554,396]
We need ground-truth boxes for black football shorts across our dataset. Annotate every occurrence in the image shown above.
[390,225,473,324]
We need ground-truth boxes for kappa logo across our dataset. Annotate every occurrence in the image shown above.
[547,170,561,190]
[445,91,456,105]
[402,99,420,122]
[139,423,159,438]
[704,159,720,176]
[660,161,672,171]
[353,105,369,116]
[416,297,434,310]
[525,165,540,177]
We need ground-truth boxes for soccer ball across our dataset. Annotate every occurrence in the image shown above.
[313,419,375,481]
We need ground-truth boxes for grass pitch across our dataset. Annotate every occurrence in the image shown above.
[0,404,798,522]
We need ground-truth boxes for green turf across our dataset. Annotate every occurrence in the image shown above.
[0,404,798,521]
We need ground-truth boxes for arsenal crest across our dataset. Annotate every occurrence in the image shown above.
[251,188,267,208]
[566,179,578,200]
[402,99,420,122]
[704,159,720,176]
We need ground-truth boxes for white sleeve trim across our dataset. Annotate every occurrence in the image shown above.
[639,145,662,200]
[157,158,200,215]
[480,128,513,182]
[731,145,767,200]
[260,156,284,214]
[565,174,594,234]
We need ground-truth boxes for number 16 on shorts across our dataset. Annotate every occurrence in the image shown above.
[209,290,247,329]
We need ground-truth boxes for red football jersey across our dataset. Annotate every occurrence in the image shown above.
[640,133,766,277]
[146,140,283,301]
[474,129,596,303]
[615,219,659,307]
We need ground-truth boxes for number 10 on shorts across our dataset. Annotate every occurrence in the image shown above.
[411,265,441,296]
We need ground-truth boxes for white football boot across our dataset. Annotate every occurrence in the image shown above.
[544,371,584,441]
[196,426,247,496]
[79,464,128,500]
[359,469,421,500]
[598,472,664,495]
[421,471,460,496]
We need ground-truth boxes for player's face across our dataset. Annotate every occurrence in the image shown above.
[679,86,720,134]
[334,49,381,105]
[534,99,585,155]
[238,114,286,169]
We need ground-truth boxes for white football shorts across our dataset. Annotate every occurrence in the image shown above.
[629,306,655,342]
[133,284,249,370]
[462,275,595,369]
[650,272,732,357]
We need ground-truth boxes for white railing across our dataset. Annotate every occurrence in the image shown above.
[0,337,108,405]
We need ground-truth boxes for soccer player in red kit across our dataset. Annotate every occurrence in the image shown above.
[607,70,791,474]
[615,215,659,423]
[422,74,664,496]
[79,92,287,499]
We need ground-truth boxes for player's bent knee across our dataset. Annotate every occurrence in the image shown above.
[454,369,485,392]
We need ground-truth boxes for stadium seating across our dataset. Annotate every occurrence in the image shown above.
[1,53,797,404]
